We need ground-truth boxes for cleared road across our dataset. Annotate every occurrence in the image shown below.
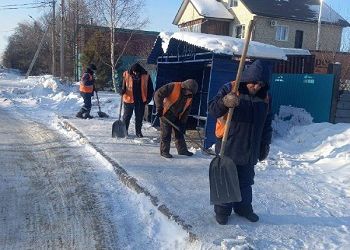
[0,109,119,249]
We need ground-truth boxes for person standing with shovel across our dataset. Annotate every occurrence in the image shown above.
[119,63,154,137]
[154,79,198,158]
[76,64,97,119]
[208,59,273,224]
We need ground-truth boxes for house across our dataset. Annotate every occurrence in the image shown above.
[173,0,350,52]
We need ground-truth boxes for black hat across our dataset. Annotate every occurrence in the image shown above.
[240,60,265,83]
[88,63,97,71]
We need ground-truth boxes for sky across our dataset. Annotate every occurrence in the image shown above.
[0,0,349,56]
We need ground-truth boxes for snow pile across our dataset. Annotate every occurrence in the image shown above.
[169,32,287,60]
[272,105,314,137]
[191,0,233,19]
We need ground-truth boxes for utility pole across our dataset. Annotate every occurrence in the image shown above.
[52,0,56,76]
[316,0,324,50]
[60,0,65,79]
[25,25,50,79]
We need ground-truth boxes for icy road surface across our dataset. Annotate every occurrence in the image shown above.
[0,108,190,249]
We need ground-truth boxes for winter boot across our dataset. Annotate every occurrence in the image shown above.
[76,111,84,118]
[178,150,193,156]
[136,132,144,138]
[83,112,93,119]
[234,207,259,222]
[161,152,173,158]
[215,214,229,225]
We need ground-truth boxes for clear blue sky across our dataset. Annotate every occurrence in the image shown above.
[0,0,349,55]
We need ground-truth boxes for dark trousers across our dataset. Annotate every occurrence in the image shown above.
[160,119,188,154]
[214,164,255,216]
[123,102,145,134]
[80,92,92,114]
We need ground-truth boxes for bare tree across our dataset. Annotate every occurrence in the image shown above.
[88,0,148,91]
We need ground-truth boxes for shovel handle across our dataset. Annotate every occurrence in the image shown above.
[219,20,255,157]
[118,76,126,120]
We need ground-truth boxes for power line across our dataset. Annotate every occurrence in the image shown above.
[0,2,50,10]
[0,2,48,8]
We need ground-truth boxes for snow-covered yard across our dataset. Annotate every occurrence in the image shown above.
[0,68,349,249]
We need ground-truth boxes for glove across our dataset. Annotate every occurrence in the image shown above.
[259,144,270,161]
[156,107,163,117]
[222,93,239,108]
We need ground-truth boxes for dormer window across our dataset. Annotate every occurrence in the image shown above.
[229,0,238,7]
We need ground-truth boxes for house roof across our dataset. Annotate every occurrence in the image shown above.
[240,0,350,27]
[148,31,288,63]
[173,0,233,25]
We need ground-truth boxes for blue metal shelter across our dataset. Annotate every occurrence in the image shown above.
[148,35,276,148]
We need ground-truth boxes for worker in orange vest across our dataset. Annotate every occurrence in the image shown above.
[119,63,154,137]
[154,79,198,158]
[76,64,97,119]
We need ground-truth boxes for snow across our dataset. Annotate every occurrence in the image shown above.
[190,0,233,20]
[1,67,350,249]
[161,31,288,60]
[309,2,346,24]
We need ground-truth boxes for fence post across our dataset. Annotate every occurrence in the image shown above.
[328,63,341,123]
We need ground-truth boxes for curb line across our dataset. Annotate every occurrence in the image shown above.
[60,119,198,242]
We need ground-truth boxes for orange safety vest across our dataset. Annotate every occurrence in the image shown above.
[215,93,269,138]
[163,82,192,119]
[122,71,149,103]
[79,73,94,93]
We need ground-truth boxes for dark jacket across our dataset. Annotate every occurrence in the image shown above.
[120,63,154,104]
[79,71,95,95]
[208,60,272,166]
[154,82,192,124]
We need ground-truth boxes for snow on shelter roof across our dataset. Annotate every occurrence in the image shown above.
[159,31,288,60]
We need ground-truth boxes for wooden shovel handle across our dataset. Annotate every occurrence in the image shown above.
[219,20,255,157]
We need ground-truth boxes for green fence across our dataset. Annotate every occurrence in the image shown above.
[270,74,334,122]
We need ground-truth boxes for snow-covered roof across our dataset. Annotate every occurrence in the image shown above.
[159,31,287,60]
[173,0,233,25]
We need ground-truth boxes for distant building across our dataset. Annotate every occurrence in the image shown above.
[173,0,350,51]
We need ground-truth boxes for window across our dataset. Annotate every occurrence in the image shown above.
[235,25,245,39]
[275,25,289,41]
[229,0,238,7]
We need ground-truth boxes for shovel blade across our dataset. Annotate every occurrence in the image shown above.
[112,120,127,138]
[209,155,242,205]
[98,111,109,118]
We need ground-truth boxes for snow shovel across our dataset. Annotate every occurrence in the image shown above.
[161,116,215,156]
[95,91,109,118]
[112,94,127,138]
[209,20,254,205]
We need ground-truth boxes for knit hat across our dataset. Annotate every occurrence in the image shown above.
[181,79,198,94]
[240,59,265,83]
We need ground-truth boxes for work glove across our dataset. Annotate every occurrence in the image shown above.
[222,93,239,108]
[155,107,163,117]
[259,144,270,161]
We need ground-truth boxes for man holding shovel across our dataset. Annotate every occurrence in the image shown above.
[76,64,97,119]
[208,60,272,224]
[154,79,198,158]
[119,63,154,137]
